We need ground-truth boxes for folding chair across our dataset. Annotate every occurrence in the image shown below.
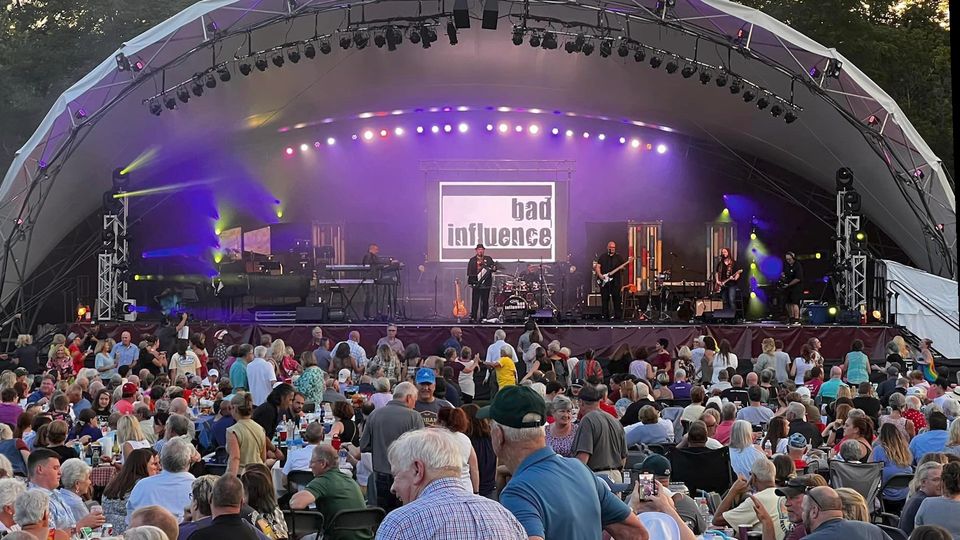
[828,461,883,515]
[327,508,386,536]
[670,447,733,497]
[878,524,908,540]
[287,470,315,493]
[204,463,227,476]
[879,472,914,526]
[625,448,649,470]
[282,509,324,540]
[660,406,685,442]
[647,443,677,457]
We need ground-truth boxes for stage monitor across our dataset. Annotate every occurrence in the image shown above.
[431,181,567,262]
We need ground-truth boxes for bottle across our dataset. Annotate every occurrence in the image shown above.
[339,447,348,469]
[277,416,288,445]
[112,436,121,459]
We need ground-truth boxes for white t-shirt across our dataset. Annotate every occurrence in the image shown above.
[451,430,473,492]
[793,357,815,385]
[178,324,190,340]
[246,357,277,406]
[457,360,476,397]
[711,353,739,384]
[721,487,790,540]
[170,350,200,375]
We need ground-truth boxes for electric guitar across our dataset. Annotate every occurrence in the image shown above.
[453,278,468,319]
[715,269,743,292]
[594,256,635,287]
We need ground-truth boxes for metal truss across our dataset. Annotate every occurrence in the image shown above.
[95,197,129,320]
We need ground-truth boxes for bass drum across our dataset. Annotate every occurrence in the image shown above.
[502,295,529,312]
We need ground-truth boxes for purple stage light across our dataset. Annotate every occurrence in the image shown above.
[394,127,404,136]
[486,124,494,132]
[582,132,590,138]
[498,123,509,133]
[314,141,321,148]
[551,128,560,136]
[529,125,540,134]
[457,123,468,133]
[416,126,424,134]
[431,125,440,133]
[656,144,668,154]
[352,134,358,140]
[565,130,574,137]
[285,147,294,155]
[597,134,606,141]
[443,124,453,133]
[619,137,626,144]
[363,130,374,140]
[514,125,523,133]
[326,137,336,145]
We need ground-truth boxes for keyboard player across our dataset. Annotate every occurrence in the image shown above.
[362,243,382,320]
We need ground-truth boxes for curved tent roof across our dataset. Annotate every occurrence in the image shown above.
[1,0,954,303]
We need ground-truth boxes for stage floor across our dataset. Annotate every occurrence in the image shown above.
[76,320,902,363]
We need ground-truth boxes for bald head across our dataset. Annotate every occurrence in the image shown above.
[745,372,758,386]
[349,331,360,342]
[169,397,188,415]
[130,506,178,540]
[807,486,842,511]
[830,366,843,379]
[731,374,744,388]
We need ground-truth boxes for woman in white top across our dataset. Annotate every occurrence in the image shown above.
[629,358,653,380]
[436,408,479,493]
[791,345,816,385]
[94,338,117,381]
[116,415,151,462]
[711,339,738,385]
[456,347,479,402]
[728,420,766,478]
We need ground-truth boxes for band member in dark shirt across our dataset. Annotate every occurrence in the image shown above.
[594,242,626,320]
[781,251,804,324]
[361,243,381,320]
[714,247,743,311]
[466,244,496,322]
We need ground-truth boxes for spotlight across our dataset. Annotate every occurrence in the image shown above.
[217,66,231,82]
[529,125,540,134]
[581,41,595,56]
[255,55,268,71]
[431,125,440,133]
[634,49,645,62]
[447,22,458,45]
[681,64,696,78]
[742,89,756,102]
[354,32,369,50]
[416,126,424,133]
[498,123,508,133]
[715,72,728,87]
[422,26,437,43]
[665,58,679,73]
[598,40,612,58]
[564,41,576,54]
[115,52,132,72]
[386,26,402,50]
[512,28,524,46]
[808,65,821,79]
[824,58,842,78]
[486,124,494,132]
[191,79,204,97]
[551,128,560,135]
[617,41,629,57]
[319,40,332,54]
[729,79,741,94]
[770,104,783,117]
[164,95,176,110]
[304,43,316,58]
[528,32,540,47]
[698,70,712,85]
[374,33,387,48]
[913,169,925,180]
[239,61,252,76]
[287,48,301,63]
[649,54,662,68]
[272,52,284,67]
[836,167,854,189]
[541,31,557,50]
[827,306,838,317]
[866,115,880,128]
[409,27,421,44]
[205,73,217,88]
[457,123,468,133]
[340,35,352,49]
[756,94,769,110]
[854,230,866,242]
[573,33,585,52]
[177,87,190,103]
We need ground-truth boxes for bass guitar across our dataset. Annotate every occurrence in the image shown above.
[595,256,635,287]
[714,269,743,292]
[453,278,468,320]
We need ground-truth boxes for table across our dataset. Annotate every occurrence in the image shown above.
[90,464,116,487]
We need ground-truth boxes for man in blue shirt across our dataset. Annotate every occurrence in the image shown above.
[910,412,950,465]
[441,327,463,355]
[229,344,252,393]
[479,386,649,540]
[110,331,140,369]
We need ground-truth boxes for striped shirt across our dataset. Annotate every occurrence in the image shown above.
[375,477,526,540]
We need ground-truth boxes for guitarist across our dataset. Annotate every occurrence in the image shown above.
[466,243,496,322]
[593,241,626,320]
[714,247,743,311]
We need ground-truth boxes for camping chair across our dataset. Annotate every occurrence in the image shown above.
[287,470,315,493]
[878,525,908,540]
[828,461,883,516]
[327,508,386,536]
[647,443,677,457]
[625,447,649,470]
[660,406,685,442]
[283,509,325,540]
[878,472,914,526]
[670,446,733,496]
[0,439,28,476]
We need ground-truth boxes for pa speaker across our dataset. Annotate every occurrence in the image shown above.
[703,309,736,323]
[295,306,326,323]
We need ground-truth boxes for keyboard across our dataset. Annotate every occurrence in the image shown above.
[316,279,369,285]
[661,281,707,287]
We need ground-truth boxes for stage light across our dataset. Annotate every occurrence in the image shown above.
[854,230,867,242]
[416,126,424,133]
[721,208,730,216]
[177,87,190,103]
[458,123,468,133]
[597,133,606,141]
[285,147,294,155]
[649,54,663,68]
[340,35,352,49]
[374,33,387,48]
[815,252,822,259]
[824,58,842,78]
[354,32,369,49]
[770,104,783,117]
[379,129,388,137]
[729,79,742,94]
[447,22,458,45]
[619,137,626,144]
[134,274,142,281]
[255,55,268,71]
[715,72,728,87]
[617,41,629,57]
[485,124,494,132]
[319,40,332,54]
[871,309,882,321]
[239,61,252,76]
[634,49,646,63]
[665,58,679,73]
[598,40,612,58]
[529,125,540,134]
[363,130,374,140]
[866,114,879,128]
[750,291,757,299]
[431,125,440,133]
[304,43,316,58]
[582,132,590,138]
[784,110,798,124]
[394,127,404,136]
[750,231,757,240]
[581,41,595,56]
[564,40,576,53]
[698,70,712,85]
[276,209,284,218]
[288,48,301,63]
[836,167,853,188]
[352,134,358,140]
[272,52,284,67]
[756,94,770,110]
[542,32,557,50]
[750,261,757,269]
[299,143,309,152]
[313,141,321,148]
[205,73,217,88]
[656,144,667,154]
[444,124,453,133]
[552,128,560,135]
[742,89,756,102]
[827,306,838,316]
[422,26,438,44]
[681,64,696,78]
[116,53,132,72]
[808,65,821,78]
[386,27,401,51]
[191,80,204,97]
[529,32,541,48]
[497,123,509,133]
[327,137,336,145]
[164,95,177,110]
[630,139,640,148]
[217,66,231,82]
[77,305,88,318]
[515,125,523,133]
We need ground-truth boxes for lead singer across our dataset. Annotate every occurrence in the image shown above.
[466,243,496,322]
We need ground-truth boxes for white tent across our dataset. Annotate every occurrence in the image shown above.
[0,0,954,305]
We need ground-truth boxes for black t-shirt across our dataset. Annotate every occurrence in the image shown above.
[782,261,803,287]
[50,444,79,463]
[852,396,882,424]
[788,420,823,447]
[156,326,178,357]
[596,253,626,283]
[11,345,39,373]
[252,403,281,439]
[715,259,743,283]
[187,515,260,540]
[139,349,160,376]
[620,399,648,427]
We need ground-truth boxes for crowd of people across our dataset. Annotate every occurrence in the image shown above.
[0,321,954,540]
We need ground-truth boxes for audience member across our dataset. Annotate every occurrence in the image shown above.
[901,462,943,536]
[914,462,960,538]
[359,381,424,511]
[571,384,628,482]
[127,437,196,523]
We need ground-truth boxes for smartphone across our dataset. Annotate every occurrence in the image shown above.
[637,473,658,500]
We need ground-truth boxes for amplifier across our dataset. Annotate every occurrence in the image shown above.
[695,299,723,317]
[587,294,602,307]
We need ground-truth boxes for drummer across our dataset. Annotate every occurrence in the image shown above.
[520,264,541,283]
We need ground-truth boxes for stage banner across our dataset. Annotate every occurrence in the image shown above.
[438,182,556,262]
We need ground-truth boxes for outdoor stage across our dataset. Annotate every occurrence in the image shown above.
[74,320,903,364]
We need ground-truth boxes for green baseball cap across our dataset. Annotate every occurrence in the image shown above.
[477,385,547,429]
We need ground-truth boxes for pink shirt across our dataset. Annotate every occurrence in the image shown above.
[114,399,134,415]
[715,420,735,445]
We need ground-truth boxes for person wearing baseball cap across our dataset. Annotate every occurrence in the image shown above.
[571,384,628,482]
[787,433,809,471]
[414,367,451,426]
[479,385,648,539]
[466,244,496,322]
[202,369,219,388]
[114,382,139,415]
[774,474,828,539]
[637,454,707,534]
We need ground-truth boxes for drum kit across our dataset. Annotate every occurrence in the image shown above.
[493,261,559,314]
